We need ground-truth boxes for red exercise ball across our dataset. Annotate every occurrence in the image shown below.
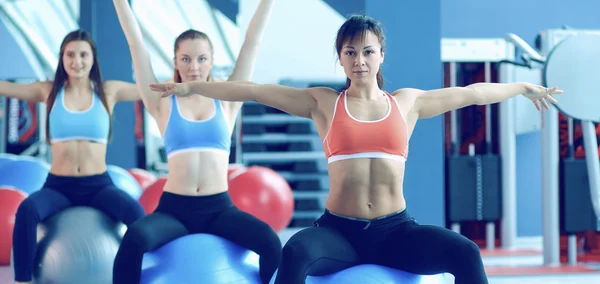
[0,187,27,265]
[228,166,294,233]
[138,177,167,215]
[127,168,158,191]
[228,164,247,181]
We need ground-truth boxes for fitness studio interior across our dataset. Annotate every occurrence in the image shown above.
[1,0,600,283]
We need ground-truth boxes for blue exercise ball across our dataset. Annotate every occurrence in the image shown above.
[107,165,143,200]
[0,156,49,194]
[270,264,446,284]
[141,234,261,284]
[0,153,17,168]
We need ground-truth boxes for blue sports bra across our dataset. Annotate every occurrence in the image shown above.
[163,95,231,158]
[48,87,110,144]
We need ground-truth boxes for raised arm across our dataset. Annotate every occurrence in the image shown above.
[113,0,161,116]
[410,82,562,119]
[150,81,323,119]
[228,0,275,82]
[0,81,52,103]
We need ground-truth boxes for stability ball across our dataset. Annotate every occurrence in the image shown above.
[138,176,167,215]
[269,264,447,284]
[107,165,143,199]
[127,168,157,190]
[11,206,126,284]
[228,166,294,233]
[141,234,261,284]
[0,187,27,265]
[228,163,246,180]
[0,156,50,194]
[0,153,17,168]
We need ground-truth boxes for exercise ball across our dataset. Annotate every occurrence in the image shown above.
[127,168,157,190]
[0,187,27,265]
[228,166,294,233]
[141,234,260,284]
[0,153,17,168]
[10,206,126,284]
[269,264,447,284]
[228,163,246,180]
[138,176,167,214]
[0,156,49,194]
[107,165,143,199]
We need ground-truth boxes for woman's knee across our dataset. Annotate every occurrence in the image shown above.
[120,222,153,253]
[93,188,145,225]
[455,236,483,261]
[281,234,315,264]
[259,227,283,256]
[15,198,40,224]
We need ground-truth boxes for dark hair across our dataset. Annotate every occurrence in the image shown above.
[46,29,110,143]
[335,14,386,89]
[173,29,215,83]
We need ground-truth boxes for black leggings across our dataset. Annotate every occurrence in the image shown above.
[113,191,282,284]
[12,172,145,282]
[274,209,488,284]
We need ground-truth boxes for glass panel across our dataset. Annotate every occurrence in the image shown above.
[0,0,79,77]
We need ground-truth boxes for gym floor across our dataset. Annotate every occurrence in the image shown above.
[1,228,599,283]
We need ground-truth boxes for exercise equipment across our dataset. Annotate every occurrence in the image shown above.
[268,265,446,284]
[10,206,126,284]
[507,29,600,265]
[0,153,17,168]
[138,176,167,214]
[0,187,27,265]
[543,31,600,265]
[559,110,598,257]
[107,164,143,200]
[0,156,50,194]
[228,163,246,180]
[141,234,261,284]
[229,166,294,233]
[442,39,515,249]
[127,168,157,190]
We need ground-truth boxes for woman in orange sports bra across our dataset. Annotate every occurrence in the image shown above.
[149,14,562,284]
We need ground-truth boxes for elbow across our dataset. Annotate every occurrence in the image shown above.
[465,86,487,105]
[473,90,487,105]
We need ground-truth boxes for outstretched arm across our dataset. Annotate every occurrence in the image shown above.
[105,80,140,102]
[149,81,321,119]
[113,0,161,116]
[411,82,562,119]
[228,0,275,82]
[0,81,51,103]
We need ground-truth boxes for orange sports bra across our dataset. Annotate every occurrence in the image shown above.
[322,90,409,164]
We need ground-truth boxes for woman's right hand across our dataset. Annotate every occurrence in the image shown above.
[149,82,192,98]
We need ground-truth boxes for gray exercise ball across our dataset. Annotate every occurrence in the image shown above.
[11,206,126,284]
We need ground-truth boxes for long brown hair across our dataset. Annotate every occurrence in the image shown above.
[173,29,215,83]
[46,30,111,142]
[335,15,386,89]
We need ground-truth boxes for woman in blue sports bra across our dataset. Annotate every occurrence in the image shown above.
[111,1,280,283]
[0,30,145,284]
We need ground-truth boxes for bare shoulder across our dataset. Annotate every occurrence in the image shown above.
[38,80,54,92]
[307,87,339,101]
[391,88,424,100]
[36,81,54,102]
[390,88,426,115]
